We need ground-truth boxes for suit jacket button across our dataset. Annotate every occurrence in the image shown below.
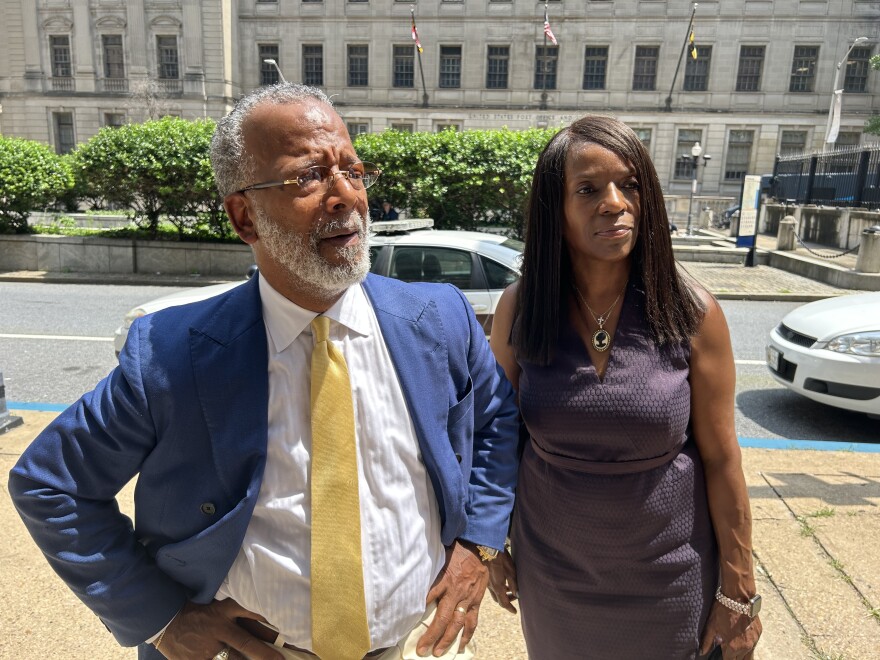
[200,502,216,515]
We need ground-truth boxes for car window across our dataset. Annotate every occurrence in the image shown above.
[369,245,383,272]
[391,247,473,289]
[480,256,519,289]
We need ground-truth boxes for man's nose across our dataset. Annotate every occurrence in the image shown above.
[324,171,361,210]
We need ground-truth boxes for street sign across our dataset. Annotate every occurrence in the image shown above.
[736,174,762,249]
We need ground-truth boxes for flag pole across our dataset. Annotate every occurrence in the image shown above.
[540,2,549,110]
[412,7,429,108]
[664,2,698,112]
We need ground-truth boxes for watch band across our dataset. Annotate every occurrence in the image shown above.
[476,545,499,562]
[715,587,762,618]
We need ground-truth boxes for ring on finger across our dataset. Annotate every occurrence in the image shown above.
[213,647,231,660]
[455,606,467,614]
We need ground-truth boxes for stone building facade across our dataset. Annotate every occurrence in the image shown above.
[0,0,877,197]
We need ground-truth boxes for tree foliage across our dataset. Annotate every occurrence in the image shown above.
[867,55,880,137]
[70,117,221,237]
[0,136,73,233]
[355,127,557,237]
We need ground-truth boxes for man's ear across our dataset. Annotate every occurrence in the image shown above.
[225,193,258,245]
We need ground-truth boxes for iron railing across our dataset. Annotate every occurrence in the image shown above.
[773,144,880,210]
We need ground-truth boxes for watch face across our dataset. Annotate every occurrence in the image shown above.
[749,594,762,618]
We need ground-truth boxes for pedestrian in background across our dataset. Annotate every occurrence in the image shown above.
[9,83,518,660]
[381,200,399,220]
[488,114,762,659]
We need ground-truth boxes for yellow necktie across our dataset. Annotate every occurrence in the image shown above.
[310,316,371,660]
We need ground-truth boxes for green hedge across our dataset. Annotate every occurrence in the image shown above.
[355,127,556,237]
[0,136,73,233]
[4,121,557,239]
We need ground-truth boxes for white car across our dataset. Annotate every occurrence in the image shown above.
[766,292,880,418]
[114,222,523,355]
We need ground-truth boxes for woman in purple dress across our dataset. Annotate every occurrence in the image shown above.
[488,116,762,659]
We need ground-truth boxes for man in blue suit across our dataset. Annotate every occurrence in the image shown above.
[9,84,518,660]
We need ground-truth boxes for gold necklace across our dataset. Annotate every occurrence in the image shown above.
[573,284,625,352]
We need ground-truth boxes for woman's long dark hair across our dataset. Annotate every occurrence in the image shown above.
[513,114,705,365]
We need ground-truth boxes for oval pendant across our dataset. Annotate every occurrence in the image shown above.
[592,328,611,352]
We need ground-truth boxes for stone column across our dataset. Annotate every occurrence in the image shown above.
[855,229,880,274]
[72,0,95,91]
[126,0,148,78]
[21,0,43,90]
[776,216,797,251]
[182,0,206,104]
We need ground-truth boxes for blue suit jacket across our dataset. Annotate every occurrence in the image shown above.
[8,273,518,655]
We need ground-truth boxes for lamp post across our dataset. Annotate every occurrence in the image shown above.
[824,37,868,145]
[263,59,287,84]
[680,141,711,236]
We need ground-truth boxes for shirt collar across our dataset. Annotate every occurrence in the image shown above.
[258,274,373,354]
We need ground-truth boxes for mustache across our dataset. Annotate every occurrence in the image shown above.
[314,212,369,239]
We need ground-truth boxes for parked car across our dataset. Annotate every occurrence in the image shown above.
[114,221,523,355]
[766,292,880,418]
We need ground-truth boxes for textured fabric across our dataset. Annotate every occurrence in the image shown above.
[310,315,371,659]
[512,281,718,659]
[217,279,444,650]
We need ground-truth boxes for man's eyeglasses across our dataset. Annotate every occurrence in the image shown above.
[237,162,381,195]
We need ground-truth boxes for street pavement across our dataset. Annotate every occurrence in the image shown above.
[2,234,879,659]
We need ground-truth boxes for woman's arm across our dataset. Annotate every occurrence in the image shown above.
[689,289,762,657]
[489,282,522,393]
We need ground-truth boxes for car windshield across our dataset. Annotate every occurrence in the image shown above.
[501,238,525,252]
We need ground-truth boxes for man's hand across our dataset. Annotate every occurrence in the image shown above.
[698,600,762,660]
[155,599,284,660]
[417,541,489,657]
[486,549,518,614]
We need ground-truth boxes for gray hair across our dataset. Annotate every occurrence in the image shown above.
[210,83,334,197]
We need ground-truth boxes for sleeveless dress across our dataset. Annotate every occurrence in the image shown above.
[511,280,718,659]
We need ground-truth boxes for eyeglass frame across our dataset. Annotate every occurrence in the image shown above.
[236,161,382,195]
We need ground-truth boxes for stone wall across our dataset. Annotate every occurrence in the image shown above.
[761,204,880,249]
[0,234,252,276]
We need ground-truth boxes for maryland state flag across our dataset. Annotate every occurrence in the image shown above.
[689,29,697,59]
[411,10,423,53]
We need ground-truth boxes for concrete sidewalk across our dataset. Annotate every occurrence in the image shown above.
[2,412,879,659]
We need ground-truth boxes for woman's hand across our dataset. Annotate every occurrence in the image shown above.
[699,600,762,660]
[486,548,518,614]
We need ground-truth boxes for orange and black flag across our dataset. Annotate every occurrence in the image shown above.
[411,9,423,53]
[689,29,697,59]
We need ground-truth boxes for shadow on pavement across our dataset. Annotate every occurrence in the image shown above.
[736,388,879,445]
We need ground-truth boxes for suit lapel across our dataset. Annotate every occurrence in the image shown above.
[189,275,269,498]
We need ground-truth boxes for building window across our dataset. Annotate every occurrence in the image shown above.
[53,112,75,154]
[582,46,608,90]
[347,122,369,137]
[347,45,369,87]
[390,123,414,132]
[836,132,861,147]
[156,36,179,79]
[259,44,280,85]
[789,46,819,93]
[843,47,872,93]
[674,129,703,179]
[725,130,754,181]
[735,46,765,92]
[104,112,126,127]
[632,46,659,91]
[439,46,462,88]
[780,130,807,156]
[102,35,125,79]
[486,46,509,89]
[683,46,711,91]
[435,123,461,132]
[393,45,414,88]
[303,45,323,86]
[50,35,72,78]
[633,128,652,151]
[534,45,558,90]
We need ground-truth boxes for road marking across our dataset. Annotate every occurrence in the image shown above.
[735,359,766,365]
[0,333,113,342]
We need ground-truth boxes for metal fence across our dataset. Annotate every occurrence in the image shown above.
[772,144,880,210]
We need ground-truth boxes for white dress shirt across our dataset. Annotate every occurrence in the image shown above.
[214,276,446,650]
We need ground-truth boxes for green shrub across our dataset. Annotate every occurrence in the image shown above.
[0,136,74,233]
[70,117,221,237]
[355,127,557,238]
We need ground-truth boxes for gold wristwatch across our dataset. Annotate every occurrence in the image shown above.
[475,545,499,562]
[715,587,762,618]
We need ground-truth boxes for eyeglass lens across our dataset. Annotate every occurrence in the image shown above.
[298,163,380,192]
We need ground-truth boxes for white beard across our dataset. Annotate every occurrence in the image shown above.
[252,205,371,298]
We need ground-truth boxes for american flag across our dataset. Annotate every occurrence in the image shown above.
[411,11,423,53]
[543,5,558,46]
